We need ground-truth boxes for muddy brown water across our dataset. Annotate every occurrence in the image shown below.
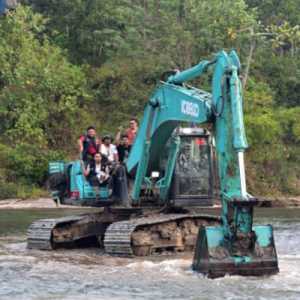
[0,207,300,300]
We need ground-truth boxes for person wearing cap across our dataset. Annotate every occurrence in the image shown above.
[100,134,118,163]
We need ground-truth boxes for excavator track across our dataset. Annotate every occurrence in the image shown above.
[27,215,85,250]
[104,213,220,256]
[27,208,142,250]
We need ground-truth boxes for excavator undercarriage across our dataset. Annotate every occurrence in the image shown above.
[28,208,220,256]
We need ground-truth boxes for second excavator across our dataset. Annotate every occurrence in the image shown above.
[27,50,279,278]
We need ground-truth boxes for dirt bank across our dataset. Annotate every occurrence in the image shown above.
[257,197,300,208]
[0,198,76,209]
[0,196,300,209]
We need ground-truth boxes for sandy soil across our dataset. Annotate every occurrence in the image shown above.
[0,198,77,209]
[260,196,300,207]
[0,196,300,209]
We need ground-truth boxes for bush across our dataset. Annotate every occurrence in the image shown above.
[0,182,19,199]
[0,181,47,200]
[5,143,65,186]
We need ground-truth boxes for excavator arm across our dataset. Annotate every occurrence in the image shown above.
[127,50,248,205]
[127,76,213,204]
[126,50,279,277]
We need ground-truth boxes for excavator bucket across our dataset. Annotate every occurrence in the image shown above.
[192,225,279,278]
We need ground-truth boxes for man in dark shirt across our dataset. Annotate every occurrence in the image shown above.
[78,126,101,164]
[117,134,131,163]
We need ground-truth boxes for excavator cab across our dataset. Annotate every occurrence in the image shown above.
[169,127,214,206]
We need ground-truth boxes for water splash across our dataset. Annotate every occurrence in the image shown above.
[0,208,299,300]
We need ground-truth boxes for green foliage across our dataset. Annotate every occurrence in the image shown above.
[246,0,300,26]
[0,182,47,200]
[256,55,300,107]
[243,78,300,194]
[0,1,299,198]
[0,182,18,199]
[0,142,50,198]
[0,142,64,198]
[25,0,138,65]
[0,6,90,151]
[6,143,65,185]
[86,57,167,133]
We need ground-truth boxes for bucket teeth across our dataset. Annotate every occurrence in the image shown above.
[192,225,279,278]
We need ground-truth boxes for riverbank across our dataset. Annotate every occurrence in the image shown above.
[257,196,300,207]
[0,196,300,209]
[0,198,73,209]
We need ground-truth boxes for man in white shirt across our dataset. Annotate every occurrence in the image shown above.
[84,152,110,186]
[100,135,119,163]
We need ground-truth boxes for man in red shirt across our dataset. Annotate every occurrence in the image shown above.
[78,126,101,164]
[125,118,139,145]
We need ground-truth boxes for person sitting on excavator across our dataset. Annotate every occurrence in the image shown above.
[100,134,118,164]
[84,152,110,196]
[83,152,129,204]
[78,126,101,165]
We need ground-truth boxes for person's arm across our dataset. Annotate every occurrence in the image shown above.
[78,136,84,155]
[99,165,110,182]
[96,137,101,148]
[114,126,123,146]
[105,165,110,174]
[83,164,90,177]
[112,144,119,162]
[99,144,105,156]
[114,152,119,163]
[104,165,110,179]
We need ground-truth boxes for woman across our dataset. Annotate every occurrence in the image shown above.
[84,152,110,187]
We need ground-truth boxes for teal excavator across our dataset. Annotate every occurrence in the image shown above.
[27,50,279,278]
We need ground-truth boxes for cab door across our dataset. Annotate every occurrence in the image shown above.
[170,129,214,206]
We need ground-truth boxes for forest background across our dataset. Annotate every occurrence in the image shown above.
[0,0,299,199]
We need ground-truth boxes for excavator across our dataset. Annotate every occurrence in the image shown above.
[27,50,279,278]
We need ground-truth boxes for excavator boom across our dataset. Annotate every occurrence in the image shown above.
[126,50,279,277]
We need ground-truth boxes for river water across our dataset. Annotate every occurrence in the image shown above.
[0,208,299,300]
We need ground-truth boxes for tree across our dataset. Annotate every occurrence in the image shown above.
[0,1,299,197]
[0,6,90,150]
